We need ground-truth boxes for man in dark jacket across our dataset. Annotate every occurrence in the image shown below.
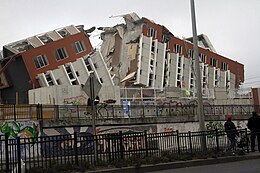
[247,111,260,152]
[225,115,239,151]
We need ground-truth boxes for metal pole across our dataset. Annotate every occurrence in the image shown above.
[190,0,206,150]
[90,75,97,161]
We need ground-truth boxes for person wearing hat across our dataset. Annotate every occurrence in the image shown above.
[224,115,239,151]
[247,111,260,152]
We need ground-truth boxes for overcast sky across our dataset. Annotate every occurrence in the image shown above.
[1,0,260,89]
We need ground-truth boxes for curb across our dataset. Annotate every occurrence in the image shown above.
[87,153,260,173]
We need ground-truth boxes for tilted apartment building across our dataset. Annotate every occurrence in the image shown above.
[99,13,244,99]
[0,25,116,104]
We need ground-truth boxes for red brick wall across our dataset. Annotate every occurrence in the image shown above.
[141,18,244,87]
[21,32,93,88]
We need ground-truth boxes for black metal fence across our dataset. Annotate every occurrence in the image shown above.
[0,104,257,121]
[0,128,253,173]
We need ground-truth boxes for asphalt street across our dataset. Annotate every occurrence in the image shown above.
[149,158,260,173]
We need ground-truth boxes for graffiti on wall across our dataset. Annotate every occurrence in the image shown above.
[96,125,158,152]
[0,121,40,140]
[64,95,87,105]
[205,121,224,131]
[0,121,41,162]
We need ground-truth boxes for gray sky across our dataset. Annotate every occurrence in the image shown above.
[1,0,260,88]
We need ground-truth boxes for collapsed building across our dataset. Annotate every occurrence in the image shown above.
[0,13,254,105]
[0,25,119,104]
[98,13,250,105]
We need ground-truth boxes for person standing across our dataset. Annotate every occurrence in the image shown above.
[247,111,260,152]
[224,115,239,151]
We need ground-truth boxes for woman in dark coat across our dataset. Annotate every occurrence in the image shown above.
[224,115,239,151]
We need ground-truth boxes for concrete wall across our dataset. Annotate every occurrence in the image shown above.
[42,119,249,136]
[28,84,120,105]
[29,85,85,105]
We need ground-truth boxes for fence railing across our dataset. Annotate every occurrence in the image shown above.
[0,128,252,173]
[0,104,257,121]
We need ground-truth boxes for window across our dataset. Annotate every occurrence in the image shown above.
[178,56,182,67]
[148,73,153,87]
[38,34,53,44]
[57,29,70,38]
[174,44,182,54]
[93,63,97,68]
[66,66,74,80]
[65,65,78,85]
[221,62,228,71]
[190,78,194,84]
[56,79,61,85]
[34,54,48,69]
[151,41,155,52]
[55,47,68,60]
[188,49,193,58]
[45,74,54,86]
[148,27,157,38]
[73,41,85,54]
[162,34,167,43]
[199,53,206,63]
[84,58,93,71]
[150,60,154,65]
[177,74,181,80]
[210,58,217,67]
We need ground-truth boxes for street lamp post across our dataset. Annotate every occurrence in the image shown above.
[190,0,206,150]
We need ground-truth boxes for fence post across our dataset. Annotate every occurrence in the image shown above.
[168,104,171,116]
[36,104,40,120]
[142,104,145,117]
[17,137,21,173]
[176,130,181,155]
[14,104,16,121]
[74,132,79,166]
[188,131,193,154]
[112,105,115,118]
[119,131,124,160]
[76,105,79,119]
[55,105,59,119]
[155,105,158,117]
[215,129,219,152]
[144,130,148,157]
[108,134,112,162]
[245,128,249,153]
[40,104,43,119]
[5,133,9,172]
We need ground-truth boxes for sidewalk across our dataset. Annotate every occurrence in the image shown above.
[87,152,260,173]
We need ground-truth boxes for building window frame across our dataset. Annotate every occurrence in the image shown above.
[221,62,228,71]
[45,73,54,86]
[73,40,86,54]
[210,58,217,67]
[34,54,49,69]
[55,47,68,61]
[174,44,182,54]
[148,27,157,38]
[188,49,193,58]
[199,53,206,63]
